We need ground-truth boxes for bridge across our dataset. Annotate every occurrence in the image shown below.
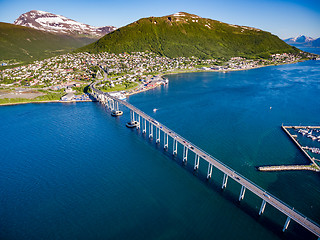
[90,82,320,239]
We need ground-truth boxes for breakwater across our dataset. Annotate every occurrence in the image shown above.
[258,164,319,172]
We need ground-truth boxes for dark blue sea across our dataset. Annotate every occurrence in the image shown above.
[1,59,320,240]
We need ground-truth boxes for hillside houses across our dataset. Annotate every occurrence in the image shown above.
[0,51,304,92]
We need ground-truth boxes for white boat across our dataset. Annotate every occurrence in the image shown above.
[118,94,126,100]
[126,121,139,128]
[111,110,123,116]
[153,108,158,112]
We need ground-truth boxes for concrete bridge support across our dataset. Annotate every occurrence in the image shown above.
[239,186,246,201]
[173,139,178,155]
[259,199,267,215]
[183,146,188,163]
[194,154,200,170]
[130,110,133,122]
[156,127,160,143]
[222,174,228,189]
[137,115,140,129]
[283,216,291,232]
[149,122,153,138]
[164,133,168,149]
[143,119,147,133]
[207,163,213,179]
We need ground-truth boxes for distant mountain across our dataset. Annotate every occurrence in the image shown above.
[14,10,116,38]
[284,35,314,44]
[78,12,300,59]
[284,35,320,47]
[310,38,320,47]
[0,22,95,62]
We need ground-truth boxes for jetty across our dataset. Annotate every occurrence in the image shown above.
[90,83,320,239]
[258,164,319,172]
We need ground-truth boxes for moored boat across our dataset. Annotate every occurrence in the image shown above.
[126,121,139,128]
[111,110,123,116]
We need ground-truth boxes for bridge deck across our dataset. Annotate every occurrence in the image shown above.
[92,85,320,238]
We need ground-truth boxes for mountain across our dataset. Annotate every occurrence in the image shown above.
[0,22,95,62]
[284,35,314,45]
[77,12,300,59]
[310,38,320,47]
[14,10,116,38]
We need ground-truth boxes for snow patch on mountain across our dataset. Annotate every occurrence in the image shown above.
[14,10,116,38]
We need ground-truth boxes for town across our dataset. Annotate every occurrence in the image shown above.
[0,51,312,104]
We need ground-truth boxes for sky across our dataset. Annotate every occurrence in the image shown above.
[0,0,319,39]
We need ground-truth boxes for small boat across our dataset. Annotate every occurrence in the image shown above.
[153,108,158,112]
[118,94,126,100]
[111,110,123,116]
[126,121,139,128]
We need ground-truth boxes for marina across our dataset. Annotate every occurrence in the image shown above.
[282,126,320,169]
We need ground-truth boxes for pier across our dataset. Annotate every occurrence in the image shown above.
[90,83,320,239]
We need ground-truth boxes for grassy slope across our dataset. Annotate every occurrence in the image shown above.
[78,13,299,59]
[0,22,96,63]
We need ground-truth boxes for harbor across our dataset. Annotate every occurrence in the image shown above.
[257,126,320,173]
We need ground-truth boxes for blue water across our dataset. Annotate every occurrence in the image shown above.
[0,60,320,240]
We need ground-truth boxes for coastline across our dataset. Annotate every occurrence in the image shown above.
[0,59,306,107]
[0,99,94,107]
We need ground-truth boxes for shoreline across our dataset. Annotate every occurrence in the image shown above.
[0,59,306,106]
[0,99,95,107]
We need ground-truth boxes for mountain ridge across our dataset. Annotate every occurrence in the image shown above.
[77,12,300,59]
[14,10,116,38]
[284,35,320,47]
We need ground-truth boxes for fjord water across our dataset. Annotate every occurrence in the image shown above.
[1,60,320,240]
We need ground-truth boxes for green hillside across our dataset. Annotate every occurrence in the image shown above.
[78,12,299,59]
[0,22,96,63]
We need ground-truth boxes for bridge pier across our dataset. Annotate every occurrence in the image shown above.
[259,199,267,215]
[164,133,168,149]
[143,119,146,133]
[239,185,246,201]
[183,146,188,163]
[283,216,291,232]
[173,139,177,155]
[222,174,228,189]
[110,99,112,110]
[207,163,213,179]
[110,99,113,110]
[149,122,153,138]
[130,110,133,122]
[194,154,200,170]
[137,115,141,129]
[115,101,119,111]
[105,98,109,108]
[156,127,160,143]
